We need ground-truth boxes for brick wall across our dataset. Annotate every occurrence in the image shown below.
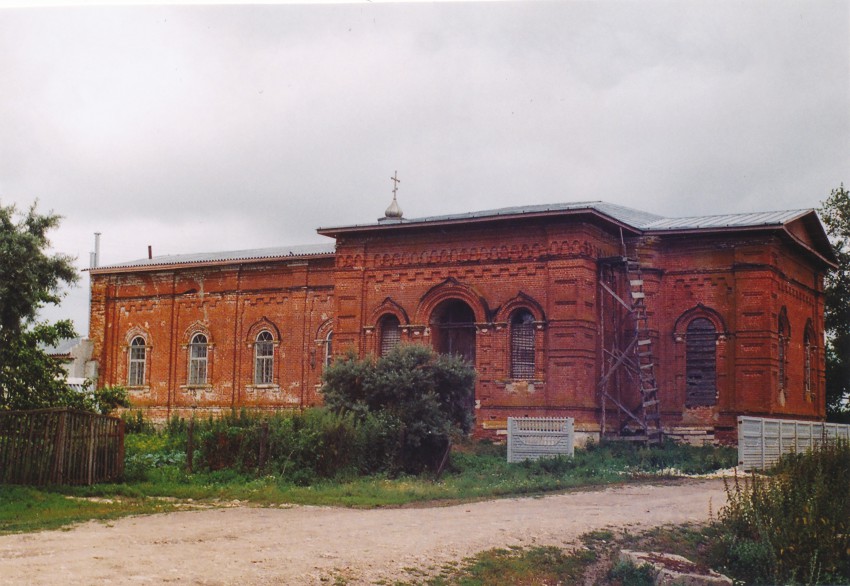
[89,212,828,439]
[90,256,335,420]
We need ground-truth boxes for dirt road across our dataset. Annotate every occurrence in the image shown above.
[0,478,726,585]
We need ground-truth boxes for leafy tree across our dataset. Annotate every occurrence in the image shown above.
[0,202,79,410]
[322,344,475,473]
[90,385,131,415]
[819,184,850,420]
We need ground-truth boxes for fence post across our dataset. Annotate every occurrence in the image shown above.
[54,410,67,484]
[87,415,96,485]
[117,418,125,480]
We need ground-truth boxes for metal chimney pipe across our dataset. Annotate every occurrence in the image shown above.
[93,232,101,268]
[148,245,152,260]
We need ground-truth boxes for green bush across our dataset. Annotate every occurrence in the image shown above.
[192,409,403,483]
[608,560,656,586]
[121,410,154,434]
[714,440,850,584]
[322,344,475,473]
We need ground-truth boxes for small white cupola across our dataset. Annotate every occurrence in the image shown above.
[378,171,404,223]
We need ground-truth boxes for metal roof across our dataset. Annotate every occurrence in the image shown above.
[317,201,816,234]
[643,209,810,231]
[41,337,84,356]
[318,201,666,233]
[92,202,829,274]
[93,243,335,271]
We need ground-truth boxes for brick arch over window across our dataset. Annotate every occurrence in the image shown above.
[315,318,334,370]
[494,292,546,324]
[496,293,546,380]
[246,317,281,343]
[183,321,212,387]
[124,326,151,346]
[123,327,151,388]
[672,304,728,338]
[367,297,410,328]
[414,278,490,325]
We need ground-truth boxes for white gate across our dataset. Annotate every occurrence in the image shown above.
[507,417,574,463]
[737,416,850,471]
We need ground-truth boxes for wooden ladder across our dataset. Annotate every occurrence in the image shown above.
[624,257,663,444]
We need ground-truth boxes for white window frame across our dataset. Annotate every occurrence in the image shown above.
[254,330,275,385]
[128,336,146,387]
[188,333,208,386]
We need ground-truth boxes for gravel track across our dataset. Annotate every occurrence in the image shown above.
[0,478,727,585]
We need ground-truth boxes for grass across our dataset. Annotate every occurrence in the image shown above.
[417,545,597,586]
[0,436,736,535]
[0,485,175,534]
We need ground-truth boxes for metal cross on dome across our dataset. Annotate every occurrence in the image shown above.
[390,171,400,198]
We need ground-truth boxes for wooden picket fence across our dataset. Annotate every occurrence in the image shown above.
[0,408,124,485]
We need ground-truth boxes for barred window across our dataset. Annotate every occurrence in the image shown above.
[379,315,400,357]
[254,331,274,385]
[804,325,813,399]
[686,318,717,407]
[189,333,208,385]
[128,336,146,387]
[510,310,535,379]
[778,310,789,394]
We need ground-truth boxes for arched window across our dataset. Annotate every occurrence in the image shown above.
[804,323,814,400]
[254,331,274,385]
[128,336,146,387]
[778,309,790,395]
[510,309,535,379]
[379,315,401,357]
[685,318,717,407]
[188,333,208,385]
[430,299,476,363]
[323,331,333,369]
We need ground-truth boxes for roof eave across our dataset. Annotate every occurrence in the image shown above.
[645,223,837,269]
[317,207,644,237]
[88,252,336,275]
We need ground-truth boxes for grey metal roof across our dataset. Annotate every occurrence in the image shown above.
[643,209,811,231]
[317,200,815,234]
[406,201,665,226]
[94,243,335,271]
[41,337,84,356]
[318,201,665,233]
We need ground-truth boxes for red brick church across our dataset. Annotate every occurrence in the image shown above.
[88,194,835,441]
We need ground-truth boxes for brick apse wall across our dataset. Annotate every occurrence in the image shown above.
[89,204,833,440]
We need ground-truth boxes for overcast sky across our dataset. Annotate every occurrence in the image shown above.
[1,1,847,333]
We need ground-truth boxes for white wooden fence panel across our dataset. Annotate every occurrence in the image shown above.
[507,417,574,463]
[738,416,850,471]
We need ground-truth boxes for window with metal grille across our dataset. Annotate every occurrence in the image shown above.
[380,315,400,357]
[128,336,146,387]
[685,318,717,407]
[510,310,535,379]
[778,310,789,394]
[189,333,208,385]
[254,331,274,385]
[804,324,814,399]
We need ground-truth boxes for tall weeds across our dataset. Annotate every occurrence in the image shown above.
[714,440,850,584]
